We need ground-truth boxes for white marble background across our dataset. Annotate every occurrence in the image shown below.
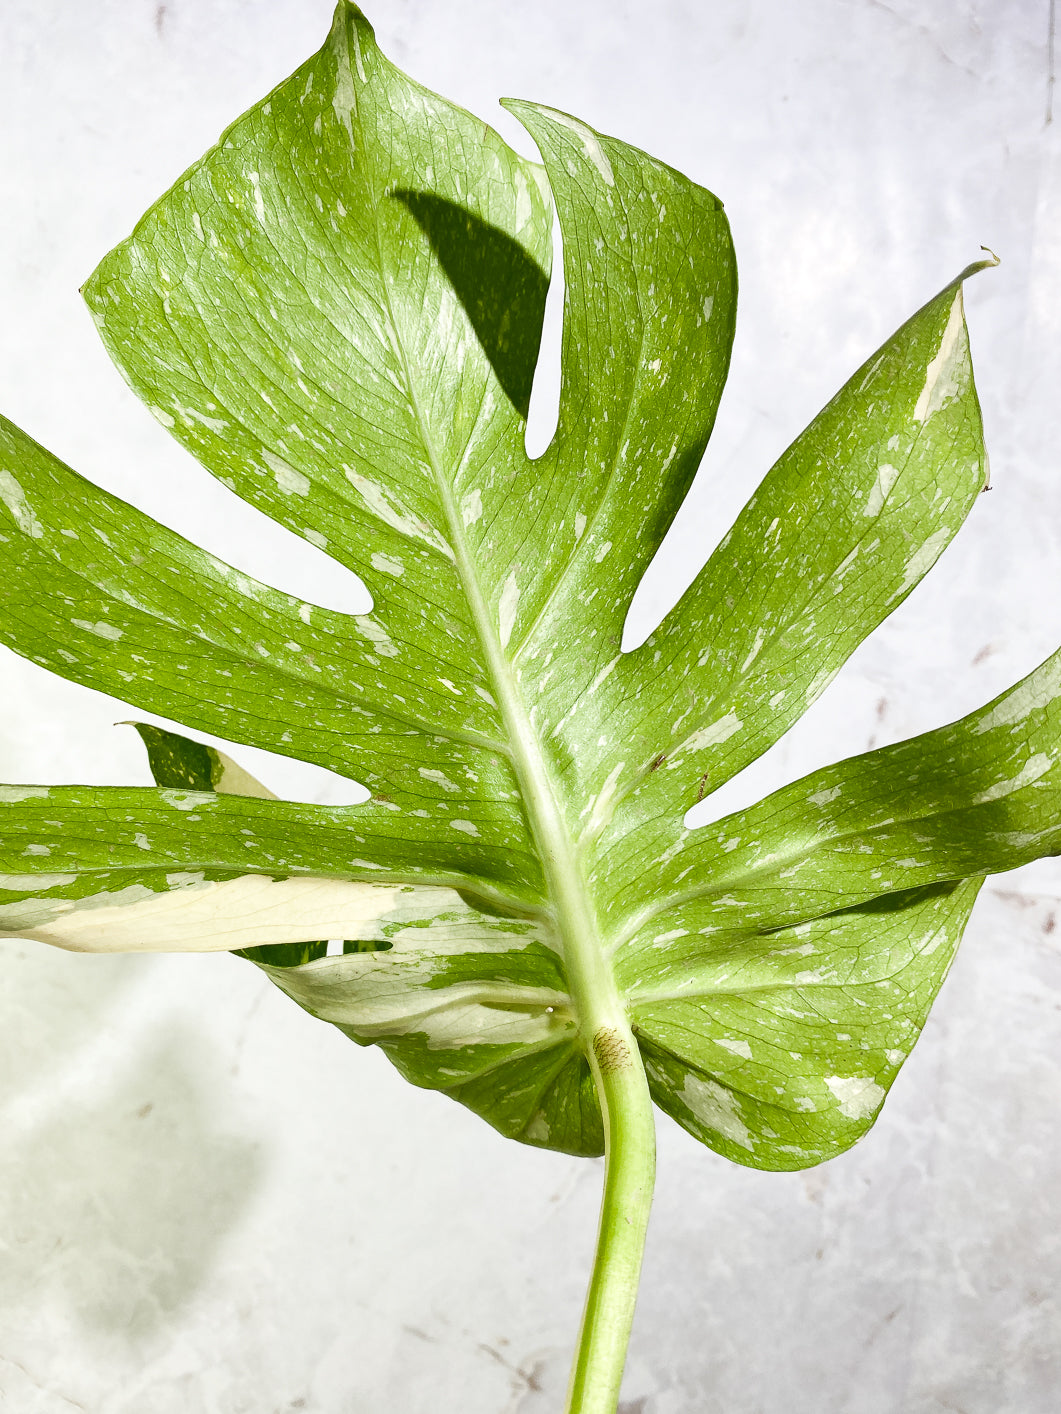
[2,1,1060,1410]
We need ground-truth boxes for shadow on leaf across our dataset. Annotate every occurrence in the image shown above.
[393,189,549,421]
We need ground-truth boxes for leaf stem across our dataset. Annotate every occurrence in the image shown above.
[566,1018,656,1414]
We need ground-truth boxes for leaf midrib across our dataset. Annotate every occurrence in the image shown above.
[367,202,630,1045]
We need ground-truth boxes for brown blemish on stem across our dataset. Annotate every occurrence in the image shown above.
[593,1025,633,1074]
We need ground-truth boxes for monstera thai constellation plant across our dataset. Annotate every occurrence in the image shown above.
[1,4,1058,1409]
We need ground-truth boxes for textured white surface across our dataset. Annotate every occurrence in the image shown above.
[2,1,1061,1410]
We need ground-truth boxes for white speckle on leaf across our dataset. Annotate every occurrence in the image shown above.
[357,617,399,658]
[419,768,460,793]
[586,656,620,698]
[498,571,520,649]
[805,664,839,702]
[332,24,357,139]
[173,400,227,433]
[350,19,367,81]
[833,546,860,591]
[0,469,43,538]
[344,468,451,556]
[159,789,215,811]
[651,928,689,947]
[133,833,151,851]
[824,1074,884,1121]
[164,871,207,889]
[525,1111,550,1142]
[808,785,841,807]
[740,629,765,674]
[678,712,742,757]
[304,528,328,550]
[513,168,533,232]
[148,405,176,429]
[72,619,123,641]
[574,512,587,539]
[594,540,612,563]
[913,291,968,424]
[585,759,626,835]
[264,450,310,497]
[974,752,1054,803]
[716,1037,753,1059]
[548,110,615,186]
[864,463,901,517]
[247,170,266,223]
[680,1073,754,1150]
[461,487,483,527]
[974,654,1061,733]
[450,819,480,836]
[370,552,404,576]
[897,526,951,596]
[0,786,49,802]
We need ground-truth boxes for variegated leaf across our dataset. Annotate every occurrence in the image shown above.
[2,2,1056,1175]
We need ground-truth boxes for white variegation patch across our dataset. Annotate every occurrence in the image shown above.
[498,571,520,648]
[668,712,741,763]
[824,1074,884,1121]
[0,786,49,802]
[974,654,1061,733]
[973,752,1053,803]
[0,876,540,955]
[913,290,968,424]
[0,467,44,537]
[255,906,569,1050]
[547,109,614,186]
[264,450,310,496]
[679,1072,754,1151]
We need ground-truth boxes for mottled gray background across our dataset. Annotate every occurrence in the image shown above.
[2,2,1060,1410]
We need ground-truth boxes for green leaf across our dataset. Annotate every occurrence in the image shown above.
[632,879,983,1170]
[0,2,1052,1181]
[596,262,992,842]
[129,721,277,797]
[139,722,596,1153]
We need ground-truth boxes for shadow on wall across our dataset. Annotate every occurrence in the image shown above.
[0,1003,264,1340]
[0,940,140,1105]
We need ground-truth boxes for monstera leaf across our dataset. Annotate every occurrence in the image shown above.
[3,4,1060,1407]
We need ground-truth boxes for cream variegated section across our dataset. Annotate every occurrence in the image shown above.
[0,875,502,955]
[259,923,571,1048]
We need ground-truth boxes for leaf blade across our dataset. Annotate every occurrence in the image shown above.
[598,264,992,849]
[631,878,982,1169]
